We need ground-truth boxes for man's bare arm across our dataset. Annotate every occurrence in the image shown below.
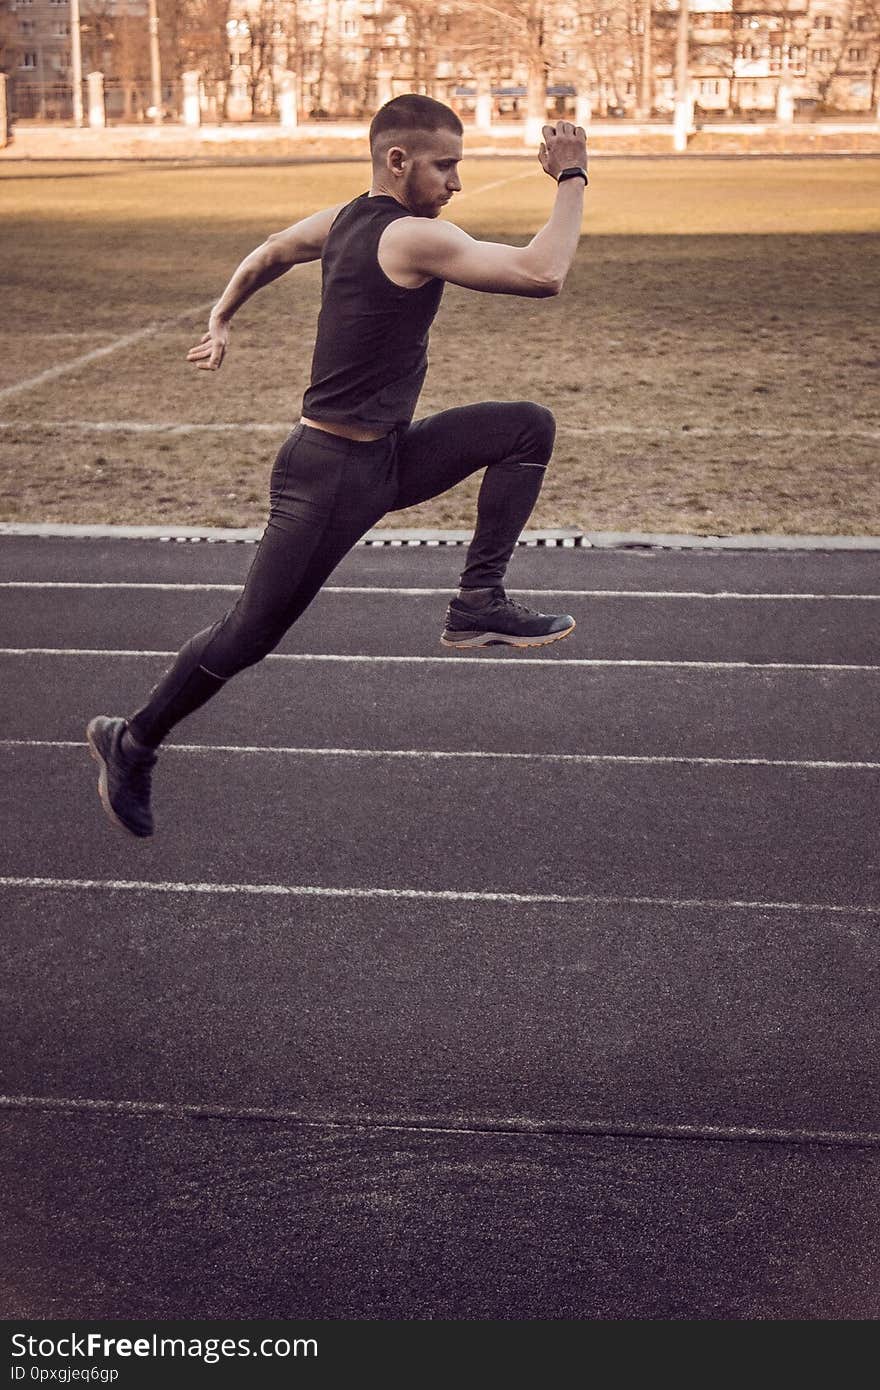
[380,122,587,299]
[187,203,343,371]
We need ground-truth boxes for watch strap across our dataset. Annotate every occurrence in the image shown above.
[557,166,588,186]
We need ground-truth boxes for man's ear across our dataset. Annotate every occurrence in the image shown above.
[386,145,408,176]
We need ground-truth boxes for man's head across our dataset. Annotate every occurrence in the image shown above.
[369,94,463,218]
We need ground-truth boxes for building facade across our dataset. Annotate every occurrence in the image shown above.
[2,0,878,122]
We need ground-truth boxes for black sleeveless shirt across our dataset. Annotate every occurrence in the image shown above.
[301,193,444,430]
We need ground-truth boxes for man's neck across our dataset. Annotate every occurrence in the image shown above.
[369,181,407,207]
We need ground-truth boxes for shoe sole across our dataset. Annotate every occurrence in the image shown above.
[440,619,576,651]
[86,720,152,839]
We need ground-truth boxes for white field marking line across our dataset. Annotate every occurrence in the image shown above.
[560,424,880,441]
[2,647,879,672]
[3,581,880,602]
[454,169,541,201]
[2,419,879,442]
[0,174,537,413]
[16,332,124,342]
[1,1092,878,1150]
[6,738,880,772]
[0,420,287,434]
[1,878,878,922]
[0,300,217,404]
[2,876,880,919]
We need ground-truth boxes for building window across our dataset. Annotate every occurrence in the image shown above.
[814,47,832,62]
[20,50,37,67]
[53,19,70,35]
[813,15,833,29]
[19,17,35,32]
[848,47,868,60]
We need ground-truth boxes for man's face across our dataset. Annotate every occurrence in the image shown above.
[394,129,463,217]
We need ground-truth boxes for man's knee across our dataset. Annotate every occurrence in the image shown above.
[512,401,556,462]
[201,604,289,677]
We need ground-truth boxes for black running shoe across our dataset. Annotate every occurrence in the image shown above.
[441,587,576,649]
[86,716,157,838]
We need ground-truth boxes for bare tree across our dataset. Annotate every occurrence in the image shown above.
[862,0,880,107]
[178,0,233,117]
[246,0,278,114]
[276,0,308,116]
[810,0,857,107]
[113,6,152,118]
[1,0,16,74]
[395,0,452,95]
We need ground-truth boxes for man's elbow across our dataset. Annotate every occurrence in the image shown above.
[263,231,301,270]
[530,274,562,298]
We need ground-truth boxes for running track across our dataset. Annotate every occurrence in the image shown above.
[1,534,879,1319]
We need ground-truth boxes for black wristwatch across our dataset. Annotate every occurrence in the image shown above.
[557,166,588,186]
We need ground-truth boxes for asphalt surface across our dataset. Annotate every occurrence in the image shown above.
[1,535,879,1320]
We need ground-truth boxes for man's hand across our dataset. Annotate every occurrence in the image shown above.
[186,316,230,371]
[538,121,588,181]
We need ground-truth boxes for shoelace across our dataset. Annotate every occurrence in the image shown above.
[455,590,541,617]
[494,593,539,617]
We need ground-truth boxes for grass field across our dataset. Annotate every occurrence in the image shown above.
[2,155,879,534]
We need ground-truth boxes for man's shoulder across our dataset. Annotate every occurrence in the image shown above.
[381,216,464,252]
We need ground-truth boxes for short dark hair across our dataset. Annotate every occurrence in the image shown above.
[369,94,463,156]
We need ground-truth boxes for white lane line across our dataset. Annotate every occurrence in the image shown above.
[5,739,880,772]
[0,300,216,404]
[3,581,880,601]
[1,876,879,916]
[1,1093,878,1150]
[2,647,879,672]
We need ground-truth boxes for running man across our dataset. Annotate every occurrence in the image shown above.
[87,94,588,837]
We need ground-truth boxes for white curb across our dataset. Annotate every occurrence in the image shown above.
[1,522,879,550]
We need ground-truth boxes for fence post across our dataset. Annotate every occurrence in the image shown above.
[87,71,106,128]
[475,74,492,130]
[673,83,695,152]
[182,71,201,128]
[0,74,10,149]
[377,67,393,108]
[279,72,298,130]
[776,67,794,126]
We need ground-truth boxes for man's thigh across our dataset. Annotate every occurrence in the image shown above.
[392,401,554,510]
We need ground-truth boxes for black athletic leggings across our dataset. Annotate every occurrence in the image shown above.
[127,400,555,747]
